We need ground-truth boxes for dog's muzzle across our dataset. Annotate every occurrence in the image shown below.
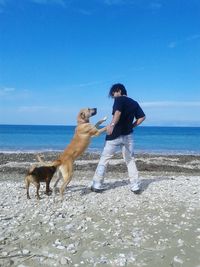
[91,108,97,116]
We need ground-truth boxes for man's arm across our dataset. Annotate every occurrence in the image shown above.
[132,116,146,128]
[106,110,121,135]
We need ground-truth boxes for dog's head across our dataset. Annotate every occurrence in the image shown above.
[77,108,97,123]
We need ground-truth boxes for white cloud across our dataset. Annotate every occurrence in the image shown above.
[186,34,200,41]
[77,9,92,16]
[0,0,68,9]
[3,87,15,92]
[0,0,6,5]
[18,106,48,112]
[141,101,200,126]
[142,101,200,108]
[149,2,162,10]
[168,33,200,49]
[104,0,125,5]
[76,80,106,88]
[31,0,67,7]
[0,87,31,99]
[0,0,15,11]
[0,87,15,96]
[168,42,177,49]
[18,106,69,113]
[104,0,163,9]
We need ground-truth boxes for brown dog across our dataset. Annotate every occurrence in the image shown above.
[25,165,57,199]
[39,108,107,198]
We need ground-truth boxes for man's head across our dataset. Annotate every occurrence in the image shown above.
[108,83,127,98]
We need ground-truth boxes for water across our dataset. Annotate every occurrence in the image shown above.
[0,124,200,154]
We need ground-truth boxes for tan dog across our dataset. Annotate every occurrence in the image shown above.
[25,165,57,199]
[39,108,107,198]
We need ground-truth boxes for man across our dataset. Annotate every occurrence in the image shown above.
[91,83,146,194]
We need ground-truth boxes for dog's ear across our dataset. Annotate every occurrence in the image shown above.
[80,112,86,120]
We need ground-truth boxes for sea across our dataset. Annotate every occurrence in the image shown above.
[0,124,200,155]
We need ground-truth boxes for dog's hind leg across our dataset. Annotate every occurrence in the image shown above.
[25,176,31,199]
[60,176,73,200]
[32,181,40,200]
[53,169,62,194]
[45,178,52,195]
[59,162,73,199]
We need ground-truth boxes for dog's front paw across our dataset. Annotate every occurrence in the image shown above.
[101,116,107,122]
[98,116,107,124]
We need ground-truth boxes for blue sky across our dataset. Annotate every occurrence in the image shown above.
[0,0,200,126]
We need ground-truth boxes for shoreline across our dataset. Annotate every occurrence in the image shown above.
[1,151,200,177]
[1,149,200,155]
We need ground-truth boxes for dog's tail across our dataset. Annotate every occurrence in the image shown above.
[27,165,36,175]
[36,154,47,164]
[36,154,61,167]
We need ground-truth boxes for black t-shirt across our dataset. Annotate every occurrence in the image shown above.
[106,96,145,141]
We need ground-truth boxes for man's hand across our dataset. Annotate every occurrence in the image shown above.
[132,116,146,128]
[106,110,121,135]
[106,124,114,135]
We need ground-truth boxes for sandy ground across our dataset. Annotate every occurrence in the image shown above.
[0,152,200,267]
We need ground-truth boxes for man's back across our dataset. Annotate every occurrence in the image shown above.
[106,96,145,140]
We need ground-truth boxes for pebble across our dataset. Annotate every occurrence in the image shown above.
[56,245,65,250]
[60,256,69,265]
[67,243,77,254]
[22,249,30,255]
[2,251,8,256]
[177,239,184,246]
[54,239,61,245]
[114,254,127,266]
[174,256,184,264]
[81,250,95,259]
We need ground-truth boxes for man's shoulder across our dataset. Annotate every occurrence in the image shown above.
[124,96,138,106]
[115,96,135,102]
[114,96,138,107]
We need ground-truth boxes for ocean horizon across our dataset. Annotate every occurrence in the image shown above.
[0,124,200,155]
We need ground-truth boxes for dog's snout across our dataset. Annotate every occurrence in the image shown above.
[91,108,97,116]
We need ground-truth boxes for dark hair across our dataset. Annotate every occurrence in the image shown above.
[108,83,127,97]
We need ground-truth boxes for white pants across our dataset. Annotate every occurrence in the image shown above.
[92,134,140,190]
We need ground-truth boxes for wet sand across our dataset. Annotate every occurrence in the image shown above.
[0,152,200,267]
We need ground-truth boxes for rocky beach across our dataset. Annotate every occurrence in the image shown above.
[0,152,200,267]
